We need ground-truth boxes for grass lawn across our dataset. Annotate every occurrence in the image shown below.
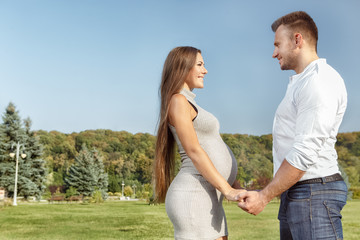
[0,200,359,240]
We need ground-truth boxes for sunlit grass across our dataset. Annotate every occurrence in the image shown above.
[0,200,359,239]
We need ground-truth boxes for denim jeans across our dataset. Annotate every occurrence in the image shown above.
[278,180,347,240]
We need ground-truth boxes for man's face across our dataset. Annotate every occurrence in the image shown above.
[272,25,297,71]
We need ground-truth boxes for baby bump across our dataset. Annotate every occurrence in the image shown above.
[201,140,237,182]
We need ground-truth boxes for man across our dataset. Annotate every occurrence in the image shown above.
[238,11,348,239]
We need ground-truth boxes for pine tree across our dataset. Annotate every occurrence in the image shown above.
[0,103,37,198]
[23,118,47,200]
[65,144,97,197]
[108,166,121,193]
[91,149,108,199]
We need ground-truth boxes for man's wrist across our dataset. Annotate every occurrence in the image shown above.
[259,189,272,204]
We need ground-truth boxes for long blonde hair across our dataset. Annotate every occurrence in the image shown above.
[154,46,201,202]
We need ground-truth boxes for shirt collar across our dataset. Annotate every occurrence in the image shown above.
[290,58,326,83]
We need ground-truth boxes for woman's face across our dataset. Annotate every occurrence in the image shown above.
[184,53,208,90]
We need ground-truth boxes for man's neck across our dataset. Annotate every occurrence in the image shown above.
[294,51,319,74]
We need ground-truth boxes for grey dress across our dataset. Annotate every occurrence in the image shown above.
[165,88,238,240]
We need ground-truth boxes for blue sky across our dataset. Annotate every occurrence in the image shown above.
[0,0,359,135]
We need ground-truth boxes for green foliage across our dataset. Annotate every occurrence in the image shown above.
[107,167,121,193]
[222,134,273,189]
[41,189,51,200]
[65,145,97,197]
[91,149,108,199]
[23,118,47,199]
[90,190,104,203]
[37,130,155,185]
[141,183,154,201]
[0,103,47,200]
[65,186,78,197]
[35,129,360,199]
[124,186,133,197]
[52,171,65,186]
[65,145,108,198]
[350,187,360,199]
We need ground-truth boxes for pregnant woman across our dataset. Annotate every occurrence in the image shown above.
[154,46,245,240]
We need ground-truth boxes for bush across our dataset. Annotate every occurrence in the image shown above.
[350,187,360,199]
[0,198,13,208]
[66,187,78,198]
[90,190,104,204]
[124,186,133,197]
[41,190,52,200]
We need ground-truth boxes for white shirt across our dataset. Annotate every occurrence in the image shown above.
[272,59,347,181]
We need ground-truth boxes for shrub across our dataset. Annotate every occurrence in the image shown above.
[124,186,133,197]
[350,187,360,199]
[90,190,104,204]
[0,198,13,208]
[42,190,52,200]
[66,187,78,198]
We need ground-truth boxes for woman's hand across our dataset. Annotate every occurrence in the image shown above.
[224,188,247,202]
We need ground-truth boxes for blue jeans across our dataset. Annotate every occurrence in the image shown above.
[278,180,347,240]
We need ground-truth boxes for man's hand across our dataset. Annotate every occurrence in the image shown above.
[237,190,270,215]
[237,160,305,215]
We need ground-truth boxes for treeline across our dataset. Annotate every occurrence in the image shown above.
[37,130,155,198]
[36,129,360,198]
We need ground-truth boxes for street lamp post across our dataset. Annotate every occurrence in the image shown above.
[9,142,26,206]
[121,181,125,197]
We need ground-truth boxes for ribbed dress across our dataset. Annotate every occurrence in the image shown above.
[165,88,238,240]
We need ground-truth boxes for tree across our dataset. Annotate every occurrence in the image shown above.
[91,148,108,199]
[107,166,121,193]
[23,118,47,199]
[65,145,108,198]
[65,145,97,197]
[0,103,37,198]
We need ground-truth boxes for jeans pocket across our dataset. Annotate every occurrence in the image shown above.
[323,200,346,216]
[322,200,346,239]
[286,185,311,201]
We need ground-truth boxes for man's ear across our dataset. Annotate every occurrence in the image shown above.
[294,33,303,48]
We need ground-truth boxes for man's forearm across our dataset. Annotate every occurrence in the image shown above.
[261,159,305,202]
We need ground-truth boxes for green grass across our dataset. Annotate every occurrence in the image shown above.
[0,200,359,240]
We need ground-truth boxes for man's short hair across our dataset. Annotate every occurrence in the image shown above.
[271,11,318,51]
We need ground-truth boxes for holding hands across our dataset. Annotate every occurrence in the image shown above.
[229,180,270,215]
[237,190,270,215]
[224,188,247,202]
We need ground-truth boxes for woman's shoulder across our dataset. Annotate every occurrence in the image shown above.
[168,93,196,123]
[169,93,189,109]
